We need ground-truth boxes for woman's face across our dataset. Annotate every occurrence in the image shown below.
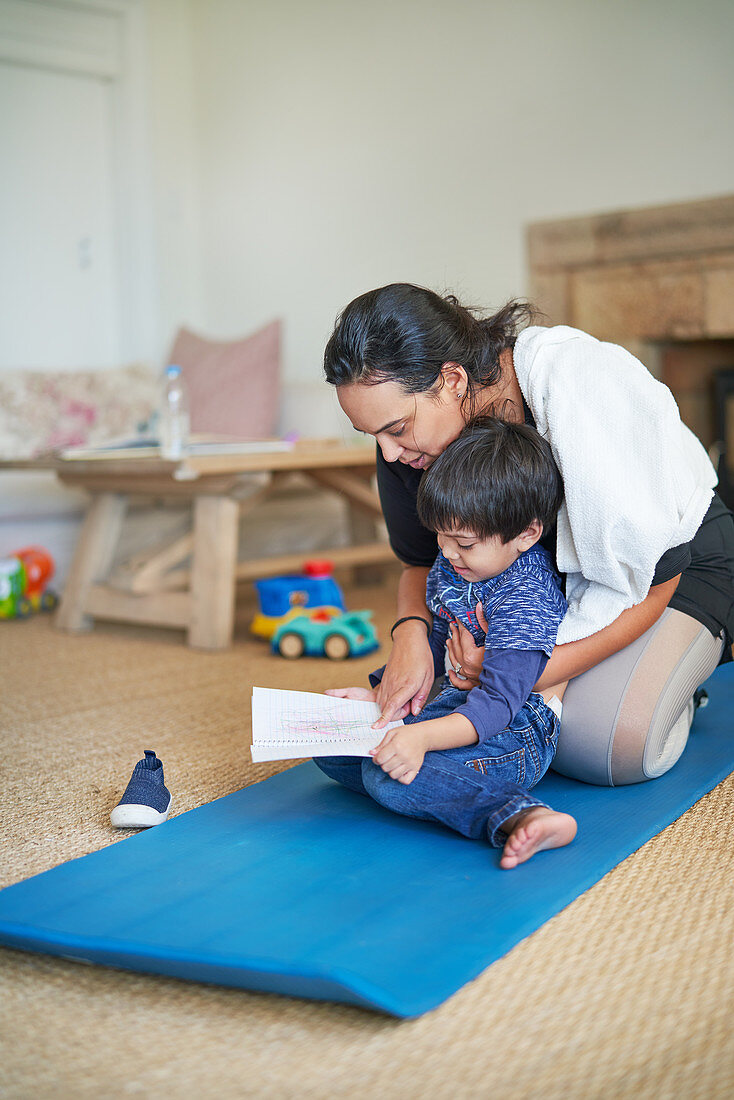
[337,370,467,470]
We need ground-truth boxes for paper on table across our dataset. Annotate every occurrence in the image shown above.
[61,435,294,460]
[250,686,404,762]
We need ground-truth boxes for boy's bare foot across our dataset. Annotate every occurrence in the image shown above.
[500,807,577,869]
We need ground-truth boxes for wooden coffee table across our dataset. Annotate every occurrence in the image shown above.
[42,441,393,650]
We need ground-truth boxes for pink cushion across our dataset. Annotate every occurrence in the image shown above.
[168,321,281,438]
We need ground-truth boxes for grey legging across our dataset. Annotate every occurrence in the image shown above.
[553,607,725,786]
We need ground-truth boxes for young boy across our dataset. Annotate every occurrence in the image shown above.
[319,416,576,869]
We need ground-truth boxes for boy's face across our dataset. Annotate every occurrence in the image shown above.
[436,523,541,583]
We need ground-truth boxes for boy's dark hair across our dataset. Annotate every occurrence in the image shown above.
[416,416,564,543]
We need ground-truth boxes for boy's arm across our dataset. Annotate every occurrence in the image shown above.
[370,711,478,785]
[409,648,548,753]
[450,571,564,739]
[370,648,548,784]
[453,648,549,744]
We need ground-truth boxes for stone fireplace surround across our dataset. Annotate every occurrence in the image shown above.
[526,194,734,506]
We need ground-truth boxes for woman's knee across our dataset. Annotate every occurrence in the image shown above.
[567,699,693,786]
[554,610,724,786]
[555,687,691,786]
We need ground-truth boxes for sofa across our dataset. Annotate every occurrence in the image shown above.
[0,321,360,587]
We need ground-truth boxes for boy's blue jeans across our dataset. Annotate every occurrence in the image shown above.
[313,684,560,848]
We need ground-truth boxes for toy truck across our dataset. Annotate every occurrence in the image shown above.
[251,560,379,660]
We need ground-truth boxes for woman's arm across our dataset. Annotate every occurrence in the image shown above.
[533,574,681,689]
[394,562,432,621]
[371,451,441,724]
[373,564,435,726]
[448,575,682,691]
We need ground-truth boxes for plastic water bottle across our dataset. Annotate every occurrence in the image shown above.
[159,364,190,460]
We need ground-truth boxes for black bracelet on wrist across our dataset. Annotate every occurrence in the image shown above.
[390,615,431,640]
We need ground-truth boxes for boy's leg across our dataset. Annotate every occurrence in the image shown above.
[362,697,561,847]
[313,756,369,796]
[499,805,578,868]
[362,747,550,843]
[313,686,468,797]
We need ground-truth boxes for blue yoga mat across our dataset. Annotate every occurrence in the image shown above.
[1,664,732,1018]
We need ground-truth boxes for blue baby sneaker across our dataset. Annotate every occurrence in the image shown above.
[110,750,172,828]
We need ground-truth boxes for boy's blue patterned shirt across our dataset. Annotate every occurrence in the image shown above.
[426,544,567,658]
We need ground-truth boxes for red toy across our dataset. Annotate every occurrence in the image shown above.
[0,546,58,619]
[15,547,57,609]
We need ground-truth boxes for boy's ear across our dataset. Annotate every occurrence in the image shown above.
[517,520,543,549]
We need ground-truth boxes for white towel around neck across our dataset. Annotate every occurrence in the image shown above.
[513,326,717,645]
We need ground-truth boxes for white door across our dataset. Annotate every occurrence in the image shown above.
[0,60,121,368]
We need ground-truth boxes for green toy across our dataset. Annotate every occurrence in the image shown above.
[0,558,32,619]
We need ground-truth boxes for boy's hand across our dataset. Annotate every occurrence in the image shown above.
[370,725,429,785]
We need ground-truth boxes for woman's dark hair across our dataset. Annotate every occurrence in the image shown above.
[416,416,564,543]
[323,283,537,417]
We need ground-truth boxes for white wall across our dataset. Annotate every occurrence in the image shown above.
[145,0,204,360]
[145,0,734,426]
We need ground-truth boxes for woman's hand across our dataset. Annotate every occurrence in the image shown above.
[445,602,488,688]
[373,621,435,729]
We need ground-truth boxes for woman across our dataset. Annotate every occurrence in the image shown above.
[324,283,734,786]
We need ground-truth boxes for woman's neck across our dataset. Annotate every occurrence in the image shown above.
[475,348,524,423]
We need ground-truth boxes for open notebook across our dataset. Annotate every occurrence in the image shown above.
[250,687,404,762]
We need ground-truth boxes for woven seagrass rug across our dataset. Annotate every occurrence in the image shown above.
[1,578,733,1097]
